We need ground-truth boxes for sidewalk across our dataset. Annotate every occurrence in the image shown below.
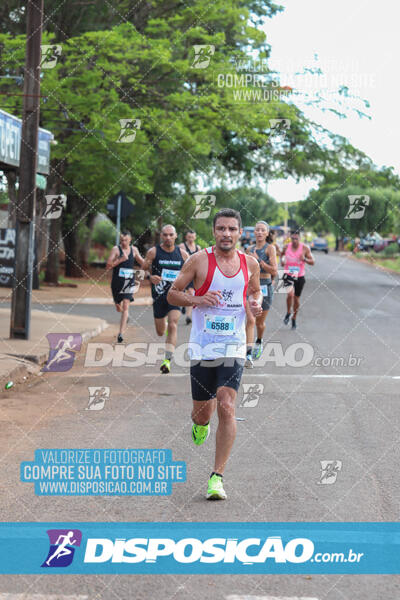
[0,307,109,387]
[0,277,153,306]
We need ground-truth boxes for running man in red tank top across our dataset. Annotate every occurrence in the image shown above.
[281,230,314,330]
[168,208,262,500]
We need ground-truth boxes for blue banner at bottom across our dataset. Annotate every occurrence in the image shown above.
[0,522,399,574]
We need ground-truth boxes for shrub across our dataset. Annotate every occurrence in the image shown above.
[92,219,116,248]
[382,243,399,257]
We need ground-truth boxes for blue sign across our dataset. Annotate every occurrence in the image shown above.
[0,522,399,574]
[21,449,186,496]
[0,108,53,174]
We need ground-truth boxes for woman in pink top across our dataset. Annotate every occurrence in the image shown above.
[281,230,314,329]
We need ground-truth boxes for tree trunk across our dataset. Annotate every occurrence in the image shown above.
[80,212,96,273]
[63,196,84,277]
[44,217,60,284]
[64,229,82,277]
[5,170,17,228]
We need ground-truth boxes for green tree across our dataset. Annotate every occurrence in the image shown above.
[324,187,397,239]
[296,166,400,239]
[0,0,372,280]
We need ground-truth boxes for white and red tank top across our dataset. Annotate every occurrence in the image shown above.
[284,242,305,278]
[189,246,249,360]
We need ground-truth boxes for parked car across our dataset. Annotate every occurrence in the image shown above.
[359,232,382,252]
[240,226,255,249]
[311,237,328,254]
[373,238,396,253]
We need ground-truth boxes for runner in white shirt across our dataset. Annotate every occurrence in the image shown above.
[168,208,262,500]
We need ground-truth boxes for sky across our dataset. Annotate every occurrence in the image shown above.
[265,0,400,203]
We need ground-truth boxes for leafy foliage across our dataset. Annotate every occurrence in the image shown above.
[0,0,382,275]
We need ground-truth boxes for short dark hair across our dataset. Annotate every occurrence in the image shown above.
[213,208,242,229]
[120,230,131,237]
[185,229,195,235]
[290,229,300,236]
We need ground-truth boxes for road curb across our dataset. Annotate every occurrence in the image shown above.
[347,253,400,276]
[31,297,154,306]
[0,318,109,388]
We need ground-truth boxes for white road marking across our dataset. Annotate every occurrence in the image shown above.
[0,596,88,600]
[64,372,106,377]
[312,374,354,378]
[226,595,319,600]
[143,373,399,380]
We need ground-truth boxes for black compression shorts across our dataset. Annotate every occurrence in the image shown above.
[190,358,245,401]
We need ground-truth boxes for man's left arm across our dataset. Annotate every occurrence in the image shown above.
[246,256,262,316]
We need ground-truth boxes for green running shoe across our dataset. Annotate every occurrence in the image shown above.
[252,341,263,360]
[160,359,171,374]
[207,473,227,500]
[191,422,210,446]
[244,354,254,369]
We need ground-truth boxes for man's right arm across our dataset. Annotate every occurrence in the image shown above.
[106,246,122,270]
[143,247,161,284]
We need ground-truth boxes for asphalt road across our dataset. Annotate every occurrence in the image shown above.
[1,253,400,598]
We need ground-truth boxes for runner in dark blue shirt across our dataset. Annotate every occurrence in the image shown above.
[106,230,144,343]
[143,225,189,373]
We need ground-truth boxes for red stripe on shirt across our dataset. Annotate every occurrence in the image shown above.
[195,249,217,296]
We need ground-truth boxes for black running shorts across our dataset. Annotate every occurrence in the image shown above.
[293,276,306,298]
[112,287,134,305]
[152,295,182,319]
[190,358,245,401]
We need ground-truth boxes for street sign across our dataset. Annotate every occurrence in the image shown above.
[107,191,134,222]
[36,173,47,189]
[0,109,54,175]
[0,228,15,287]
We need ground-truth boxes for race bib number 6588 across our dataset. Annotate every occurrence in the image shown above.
[203,314,236,335]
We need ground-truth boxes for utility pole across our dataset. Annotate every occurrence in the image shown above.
[10,0,44,339]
